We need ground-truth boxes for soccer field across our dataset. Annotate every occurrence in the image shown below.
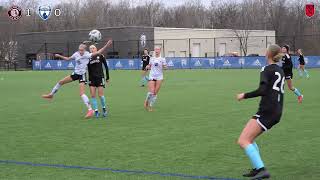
[0,69,319,180]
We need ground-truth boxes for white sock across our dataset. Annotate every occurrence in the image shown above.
[50,83,61,95]
[149,95,157,107]
[81,94,92,110]
[145,92,152,102]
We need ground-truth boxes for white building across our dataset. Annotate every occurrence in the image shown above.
[153,27,276,57]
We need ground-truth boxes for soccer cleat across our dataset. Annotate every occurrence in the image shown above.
[298,95,303,103]
[102,107,107,117]
[250,168,270,180]
[243,169,258,177]
[42,94,53,100]
[95,110,99,118]
[85,109,94,119]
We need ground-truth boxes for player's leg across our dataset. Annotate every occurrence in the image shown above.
[42,75,73,99]
[149,80,162,108]
[287,79,303,103]
[238,119,270,179]
[140,70,147,87]
[79,82,93,118]
[298,65,303,77]
[301,65,310,78]
[90,86,99,118]
[98,86,107,117]
[145,80,155,111]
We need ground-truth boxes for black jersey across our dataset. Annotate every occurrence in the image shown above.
[87,54,109,80]
[244,64,285,114]
[281,54,293,70]
[298,55,305,65]
[141,55,150,66]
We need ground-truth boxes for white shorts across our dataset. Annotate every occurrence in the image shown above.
[149,75,163,81]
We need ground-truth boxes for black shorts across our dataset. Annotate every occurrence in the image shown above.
[299,61,305,65]
[252,111,282,131]
[70,73,87,83]
[89,77,105,88]
[142,63,148,71]
[283,68,293,80]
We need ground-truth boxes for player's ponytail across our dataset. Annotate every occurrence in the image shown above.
[268,44,282,63]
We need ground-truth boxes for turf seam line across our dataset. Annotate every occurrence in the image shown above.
[0,160,239,180]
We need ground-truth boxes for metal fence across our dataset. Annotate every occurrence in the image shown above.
[2,34,320,70]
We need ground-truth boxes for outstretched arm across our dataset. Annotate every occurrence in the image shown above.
[91,39,113,57]
[55,54,71,60]
[237,70,269,101]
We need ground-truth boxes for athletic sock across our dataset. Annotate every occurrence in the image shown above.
[293,88,302,97]
[304,69,309,78]
[244,144,265,169]
[91,98,98,111]
[100,96,106,109]
[81,94,92,110]
[50,83,61,95]
[141,76,148,86]
[145,92,152,102]
[149,95,158,107]
[253,142,259,153]
[298,69,303,77]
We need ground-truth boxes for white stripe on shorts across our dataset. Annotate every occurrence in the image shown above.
[256,118,268,131]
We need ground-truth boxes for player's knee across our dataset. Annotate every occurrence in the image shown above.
[58,80,64,85]
[237,137,249,149]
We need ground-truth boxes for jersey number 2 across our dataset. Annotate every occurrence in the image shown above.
[273,72,285,93]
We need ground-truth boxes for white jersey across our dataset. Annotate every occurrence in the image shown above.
[70,51,92,75]
[149,56,166,80]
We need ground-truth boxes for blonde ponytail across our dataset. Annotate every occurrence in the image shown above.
[268,44,282,63]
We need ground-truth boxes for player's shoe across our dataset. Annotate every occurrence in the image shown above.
[95,110,99,118]
[298,95,303,103]
[250,168,270,180]
[243,169,258,177]
[85,109,94,119]
[42,94,53,100]
[102,107,107,117]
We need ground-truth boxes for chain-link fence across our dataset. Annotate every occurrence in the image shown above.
[2,35,320,70]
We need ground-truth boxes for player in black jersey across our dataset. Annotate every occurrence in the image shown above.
[236,45,285,180]
[281,45,303,103]
[297,49,310,78]
[140,49,150,87]
[88,45,110,118]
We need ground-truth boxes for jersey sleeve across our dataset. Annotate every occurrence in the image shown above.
[83,52,92,59]
[70,52,77,60]
[244,67,269,99]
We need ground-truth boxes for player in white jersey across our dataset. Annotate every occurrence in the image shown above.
[144,47,167,111]
[42,40,112,118]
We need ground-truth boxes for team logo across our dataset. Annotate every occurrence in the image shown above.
[209,59,215,66]
[167,60,174,67]
[129,60,134,67]
[223,60,231,66]
[38,5,52,20]
[305,3,315,17]
[181,59,187,66]
[140,34,146,48]
[8,6,22,20]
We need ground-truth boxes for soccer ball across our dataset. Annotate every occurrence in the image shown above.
[89,29,102,42]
